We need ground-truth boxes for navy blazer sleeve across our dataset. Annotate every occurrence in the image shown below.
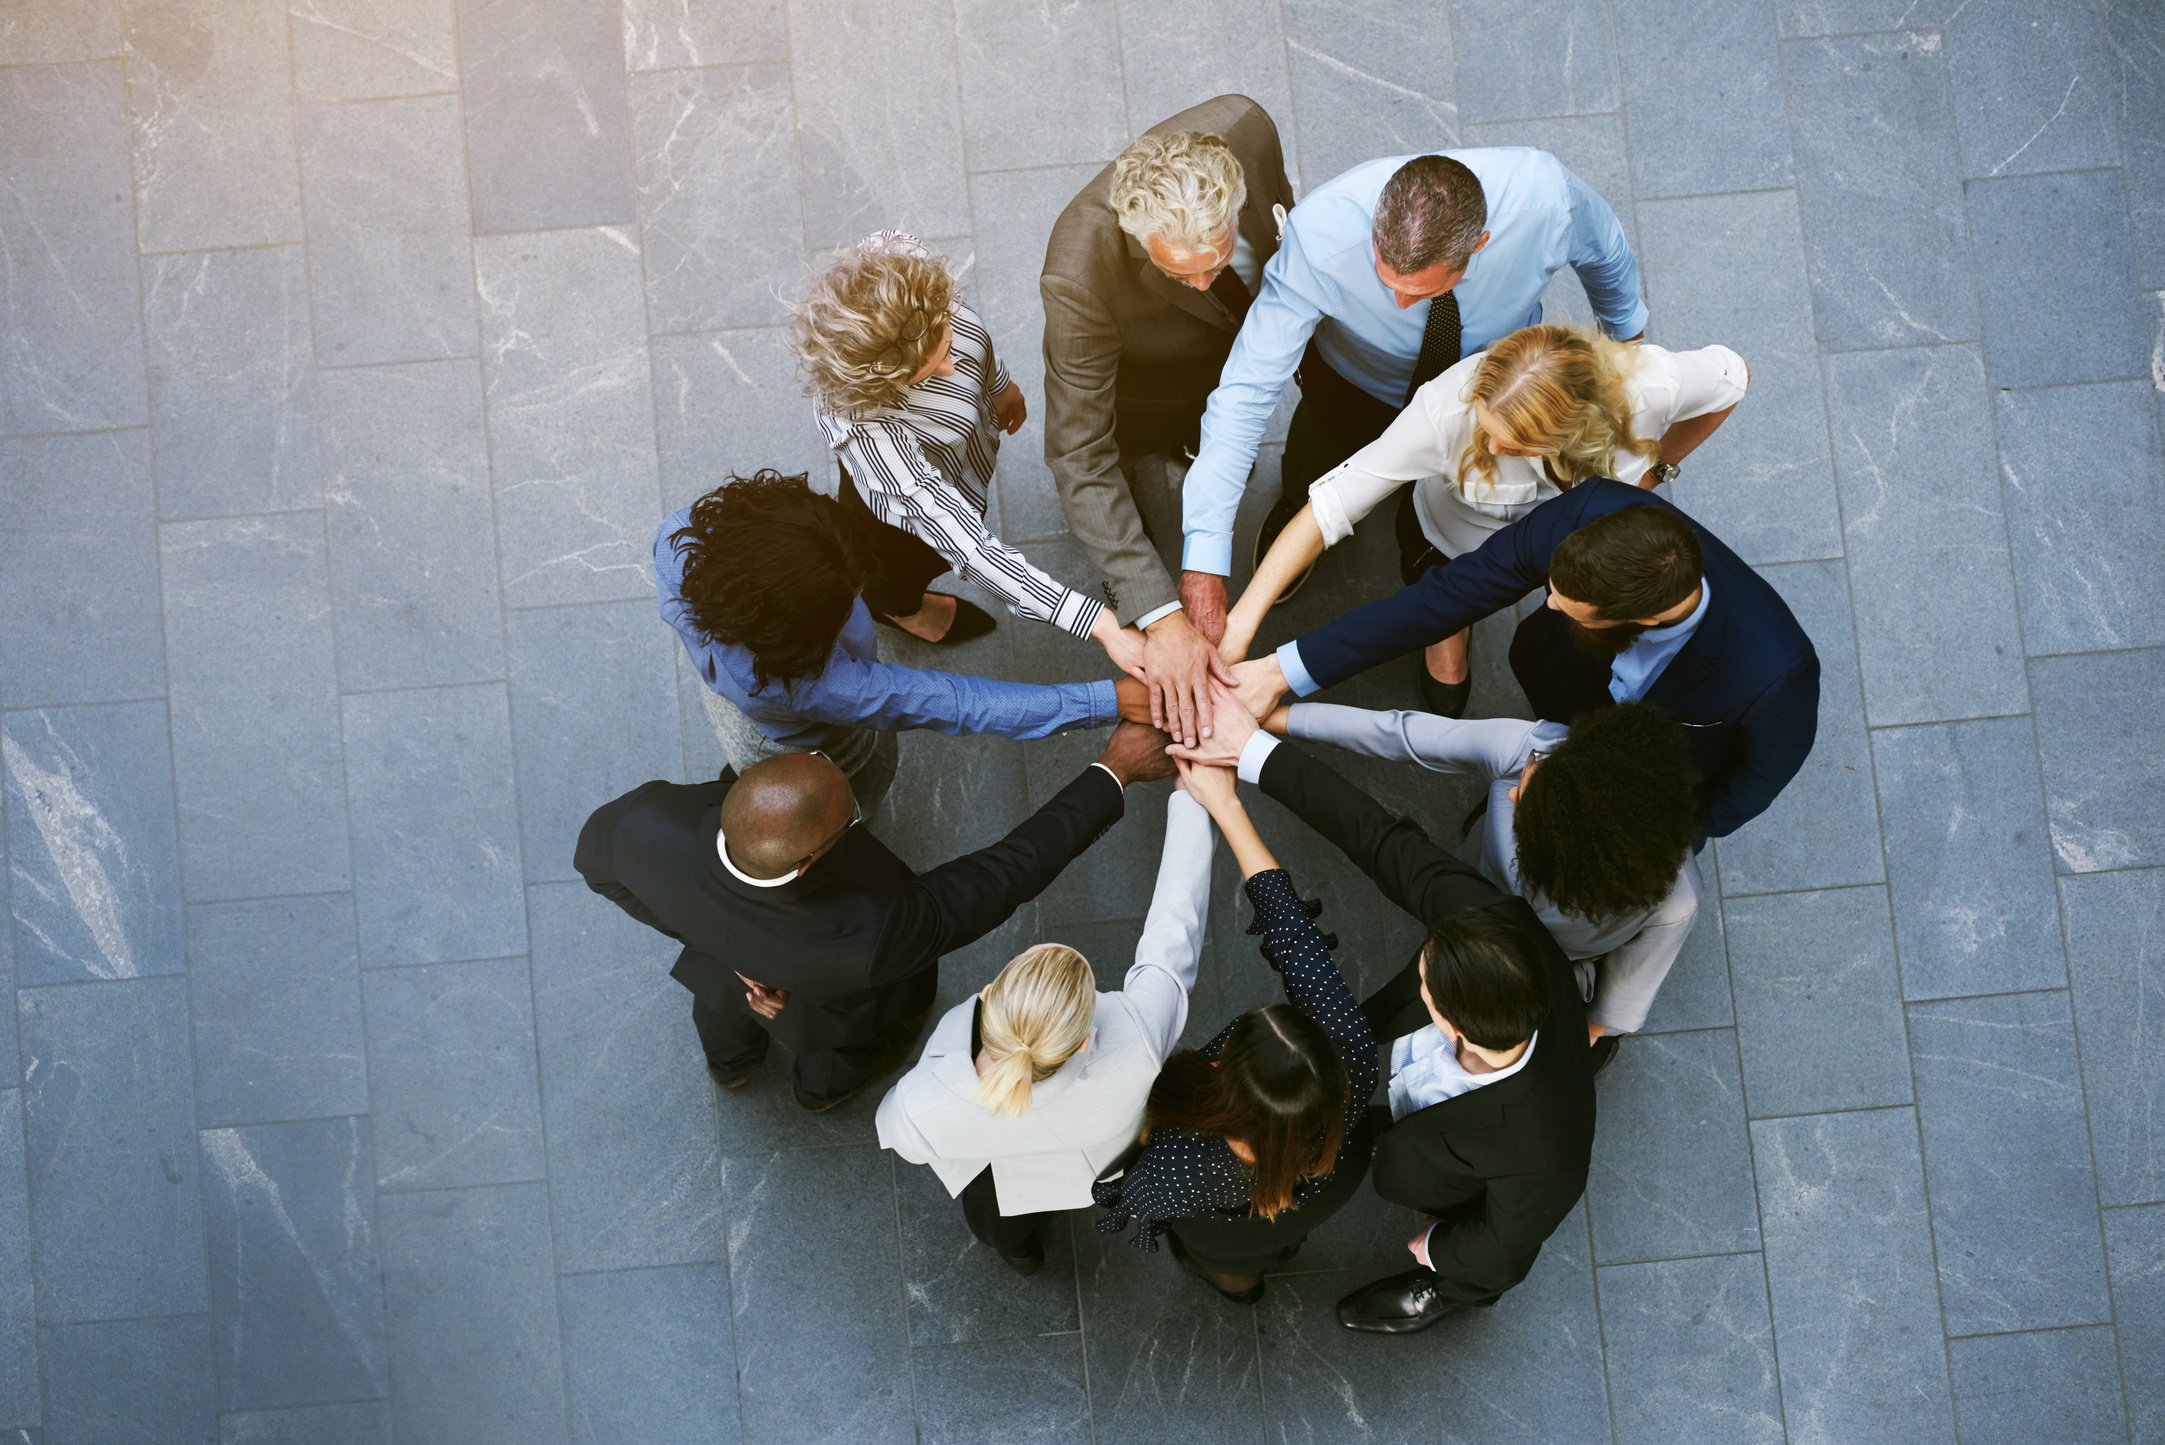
[1290,486,1619,691]
[874,765,1125,967]
[1703,645,1819,839]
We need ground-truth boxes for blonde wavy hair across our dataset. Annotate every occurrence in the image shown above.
[1456,325,1659,496]
[790,234,957,418]
[1109,131,1247,254]
[974,944,1097,1119]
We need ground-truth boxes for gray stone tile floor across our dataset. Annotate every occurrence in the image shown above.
[0,0,2160,1439]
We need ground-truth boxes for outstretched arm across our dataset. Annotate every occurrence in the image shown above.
[1121,789,1217,1059]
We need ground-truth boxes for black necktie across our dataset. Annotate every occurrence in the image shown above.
[1208,264,1252,326]
[1407,290,1461,403]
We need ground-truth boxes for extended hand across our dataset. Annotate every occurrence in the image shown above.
[736,972,789,1020]
[1230,655,1288,721]
[1178,570,1230,647]
[1095,618,1149,682]
[1173,756,1238,812]
[1096,719,1176,786]
[1165,679,1257,768]
[1142,611,1235,749]
[993,381,1027,435]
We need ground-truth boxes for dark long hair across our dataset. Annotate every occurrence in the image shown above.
[1513,702,1698,923]
[1142,1004,1348,1218]
[670,471,876,693]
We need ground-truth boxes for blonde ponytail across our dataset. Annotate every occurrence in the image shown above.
[974,944,1097,1118]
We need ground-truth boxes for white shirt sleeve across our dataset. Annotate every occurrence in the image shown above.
[1286,703,1537,781]
[1650,343,1749,426]
[1305,367,1471,547]
[1121,791,1215,1058]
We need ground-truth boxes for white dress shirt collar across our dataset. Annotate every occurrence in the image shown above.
[1387,1025,1538,1120]
[715,825,796,889]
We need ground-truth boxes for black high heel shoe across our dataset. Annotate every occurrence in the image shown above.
[873,595,996,645]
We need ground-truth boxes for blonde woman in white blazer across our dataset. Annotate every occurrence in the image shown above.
[876,789,1215,1273]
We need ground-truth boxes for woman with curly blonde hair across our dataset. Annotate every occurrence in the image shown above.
[794,232,1147,680]
[1225,324,1748,715]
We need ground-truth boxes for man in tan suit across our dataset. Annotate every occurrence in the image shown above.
[1040,94,1295,749]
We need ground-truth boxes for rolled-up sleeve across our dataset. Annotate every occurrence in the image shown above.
[1562,166,1648,341]
[1662,343,1749,422]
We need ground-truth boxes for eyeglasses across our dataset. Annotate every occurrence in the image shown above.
[867,306,952,376]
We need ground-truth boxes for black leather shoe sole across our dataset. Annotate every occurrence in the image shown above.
[1418,670,1471,718]
[873,595,996,645]
[1589,1034,1620,1076]
[790,1081,861,1114]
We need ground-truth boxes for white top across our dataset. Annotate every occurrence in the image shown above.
[1388,1026,1538,1120]
[818,233,1104,639]
[875,792,1214,1214]
[1282,704,1701,1035]
[1307,341,1749,555]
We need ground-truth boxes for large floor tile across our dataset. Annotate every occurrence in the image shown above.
[623,0,783,69]
[19,976,206,1323]
[910,1334,1090,1445]
[1996,380,2165,656]
[0,0,121,62]
[1726,887,1913,1118]
[1823,345,2027,726]
[1616,0,1789,198]
[2032,648,2165,874]
[288,0,455,102]
[1948,1326,2126,1444]
[220,1400,392,1445]
[2106,0,2165,288]
[161,513,353,902]
[895,1158,1078,1348]
[142,246,322,520]
[342,685,526,967]
[1596,1253,1784,1445]
[0,1095,34,1434]
[0,62,145,434]
[1946,0,2120,179]
[650,329,831,512]
[1449,0,1615,124]
[0,432,162,711]
[1872,718,2064,1000]
[377,1182,569,1445]
[528,882,724,1274]
[1275,3,1445,188]
[951,0,1125,172]
[39,1316,213,1445]
[1587,1028,1761,1263]
[362,957,545,1194]
[455,0,633,233]
[188,895,368,1129]
[559,1265,738,1445]
[1967,169,2146,390]
[1752,1109,1956,1444]
[1118,0,1300,190]
[201,1117,390,1411]
[1909,991,2110,1334]
[2105,1203,2165,1443]
[2061,868,2165,1206]
[722,1145,913,1445]
[3,703,184,985]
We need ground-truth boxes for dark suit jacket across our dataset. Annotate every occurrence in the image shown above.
[573,766,1126,1044]
[1291,480,1820,839]
[1256,740,1595,1306]
[1040,93,1297,621]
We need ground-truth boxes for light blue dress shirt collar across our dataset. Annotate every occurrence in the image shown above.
[1609,576,1713,703]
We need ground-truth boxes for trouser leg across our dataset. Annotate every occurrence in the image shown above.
[959,1166,1054,1257]
[788,967,937,1104]
[690,987,768,1074]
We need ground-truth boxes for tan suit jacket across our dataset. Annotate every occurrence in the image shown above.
[1039,94,1295,622]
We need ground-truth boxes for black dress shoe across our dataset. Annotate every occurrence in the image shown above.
[790,1080,861,1114]
[997,1239,1046,1277]
[1336,1268,1465,1334]
[1418,670,1471,718]
[873,595,996,644]
[707,1061,759,1091]
[1167,1230,1264,1305]
[1588,1034,1620,1076]
[1252,497,1317,603]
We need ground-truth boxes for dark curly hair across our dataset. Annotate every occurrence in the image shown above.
[670,471,876,694]
[1512,703,1698,924]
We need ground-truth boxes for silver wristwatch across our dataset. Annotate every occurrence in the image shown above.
[1649,460,1680,485]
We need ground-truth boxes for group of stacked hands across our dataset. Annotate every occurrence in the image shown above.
[573,93,1820,1335]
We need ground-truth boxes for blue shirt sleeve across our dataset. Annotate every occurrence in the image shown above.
[653,510,1116,741]
[1561,165,1648,340]
[1178,221,1334,576]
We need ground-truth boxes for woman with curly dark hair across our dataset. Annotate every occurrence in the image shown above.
[655,471,1135,810]
[1258,698,1699,1073]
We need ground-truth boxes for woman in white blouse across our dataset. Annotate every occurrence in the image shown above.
[1261,697,1702,1072]
[875,789,1215,1274]
[1225,324,1748,714]
[793,232,1146,680]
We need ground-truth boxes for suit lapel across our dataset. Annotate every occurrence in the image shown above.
[1645,589,1728,711]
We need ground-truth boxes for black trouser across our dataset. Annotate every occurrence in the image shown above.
[1278,341,1401,516]
[837,464,954,619]
[959,1166,1060,1258]
[689,967,936,1104]
[1393,488,1450,587]
[1163,1110,1378,1276]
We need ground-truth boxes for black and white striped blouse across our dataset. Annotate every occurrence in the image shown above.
[816,236,1105,639]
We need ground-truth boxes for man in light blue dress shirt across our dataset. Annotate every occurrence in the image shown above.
[1172,149,1647,680]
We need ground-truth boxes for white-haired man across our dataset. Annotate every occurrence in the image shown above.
[1040,94,1296,749]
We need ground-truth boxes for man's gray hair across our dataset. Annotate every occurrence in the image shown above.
[1373,155,1488,274]
[1109,130,1248,254]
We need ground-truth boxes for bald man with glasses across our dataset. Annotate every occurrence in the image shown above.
[574,723,1174,1113]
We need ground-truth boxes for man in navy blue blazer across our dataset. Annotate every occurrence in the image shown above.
[1230,480,1818,842]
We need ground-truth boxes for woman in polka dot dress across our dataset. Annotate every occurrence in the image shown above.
[1091,759,1380,1303]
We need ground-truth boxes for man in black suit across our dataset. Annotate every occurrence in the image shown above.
[1233,480,1819,844]
[1181,703,1595,1333]
[574,722,1173,1113]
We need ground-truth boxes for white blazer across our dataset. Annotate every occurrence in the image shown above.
[875,791,1213,1215]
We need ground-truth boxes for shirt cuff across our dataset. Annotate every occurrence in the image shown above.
[1058,592,1106,640]
[1606,299,1651,341]
[1181,531,1234,577]
[1234,731,1280,785]
[1308,474,1356,547]
[1276,640,1321,697]
[1084,678,1120,727]
[1089,761,1125,790]
[1132,600,1184,630]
